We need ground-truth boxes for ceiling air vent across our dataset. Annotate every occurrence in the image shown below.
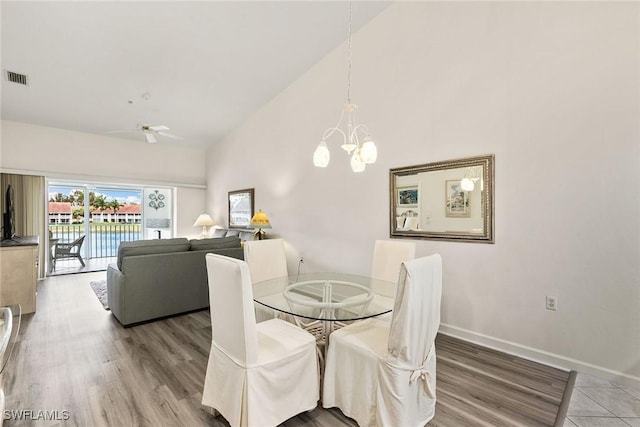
[5,70,28,86]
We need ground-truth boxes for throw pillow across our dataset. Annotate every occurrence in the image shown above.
[212,228,227,238]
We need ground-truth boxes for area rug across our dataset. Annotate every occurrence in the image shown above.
[89,280,109,310]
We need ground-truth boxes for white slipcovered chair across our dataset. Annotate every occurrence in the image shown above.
[371,239,416,288]
[243,239,288,322]
[367,240,416,319]
[322,254,442,427]
[201,254,319,427]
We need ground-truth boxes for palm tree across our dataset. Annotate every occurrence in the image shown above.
[92,195,107,212]
[109,200,121,214]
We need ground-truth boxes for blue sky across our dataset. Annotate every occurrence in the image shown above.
[49,186,142,205]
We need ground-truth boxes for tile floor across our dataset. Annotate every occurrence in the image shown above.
[564,373,640,426]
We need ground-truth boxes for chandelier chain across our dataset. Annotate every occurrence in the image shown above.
[347,1,352,104]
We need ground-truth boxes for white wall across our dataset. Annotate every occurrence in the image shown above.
[176,186,211,239]
[1,120,207,238]
[206,2,640,384]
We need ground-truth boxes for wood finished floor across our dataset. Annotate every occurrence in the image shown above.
[4,272,570,426]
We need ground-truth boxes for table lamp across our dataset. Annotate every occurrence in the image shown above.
[249,210,272,240]
[193,213,215,239]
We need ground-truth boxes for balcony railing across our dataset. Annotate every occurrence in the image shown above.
[49,223,142,259]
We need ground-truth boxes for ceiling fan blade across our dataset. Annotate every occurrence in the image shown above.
[157,131,184,140]
[149,125,170,132]
[144,132,157,144]
[107,129,139,134]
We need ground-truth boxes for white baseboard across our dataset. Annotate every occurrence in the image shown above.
[439,323,640,389]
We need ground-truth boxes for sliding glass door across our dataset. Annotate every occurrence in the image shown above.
[48,182,173,262]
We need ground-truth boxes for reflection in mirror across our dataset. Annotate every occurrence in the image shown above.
[390,154,494,243]
[228,188,255,228]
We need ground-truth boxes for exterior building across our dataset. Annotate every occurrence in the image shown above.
[91,204,142,223]
[48,202,141,224]
[48,202,73,224]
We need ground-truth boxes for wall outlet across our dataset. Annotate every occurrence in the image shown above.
[296,256,305,275]
[546,296,558,311]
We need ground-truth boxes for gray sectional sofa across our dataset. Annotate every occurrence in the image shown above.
[106,236,245,326]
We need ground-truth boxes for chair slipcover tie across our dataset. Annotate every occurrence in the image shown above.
[410,368,434,398]
[383,345,436,399]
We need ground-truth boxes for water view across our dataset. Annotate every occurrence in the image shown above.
[50,223,142,258]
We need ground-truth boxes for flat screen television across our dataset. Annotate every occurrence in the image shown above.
[3,185,15,240]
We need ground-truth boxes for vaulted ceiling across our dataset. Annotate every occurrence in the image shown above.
[1,1,390,149]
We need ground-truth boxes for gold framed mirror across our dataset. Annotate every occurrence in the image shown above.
[390,154,494,243]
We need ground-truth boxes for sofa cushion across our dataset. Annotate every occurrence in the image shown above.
[211,228,227,238]
[117,238,190,270]
[190,236,241,251]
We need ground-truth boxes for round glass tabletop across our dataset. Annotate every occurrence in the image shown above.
[252,272,395,322]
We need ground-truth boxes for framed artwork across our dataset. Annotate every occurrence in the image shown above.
[445,180,470,218]
[228,188,255,228]
[397,186,418,207]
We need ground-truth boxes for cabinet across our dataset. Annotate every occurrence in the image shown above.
[0,237,38,314]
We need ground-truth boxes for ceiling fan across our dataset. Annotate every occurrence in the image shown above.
[108,93,183,144]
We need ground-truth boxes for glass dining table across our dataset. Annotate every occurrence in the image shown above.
[252,272,396,355]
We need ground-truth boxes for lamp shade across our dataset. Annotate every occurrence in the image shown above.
[193,213,215,227]
[249,210,272,229]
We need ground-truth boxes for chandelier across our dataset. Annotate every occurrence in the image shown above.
[313,1,377,173]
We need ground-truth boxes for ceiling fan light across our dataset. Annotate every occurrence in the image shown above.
[313,141,330,167]
[350,150,366,173]
[110,95,182,143]
[360,139,377,164]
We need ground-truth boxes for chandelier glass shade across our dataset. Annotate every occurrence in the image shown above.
[313,141,330,168]
[460,166,482,191]
[313,2,377,173]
